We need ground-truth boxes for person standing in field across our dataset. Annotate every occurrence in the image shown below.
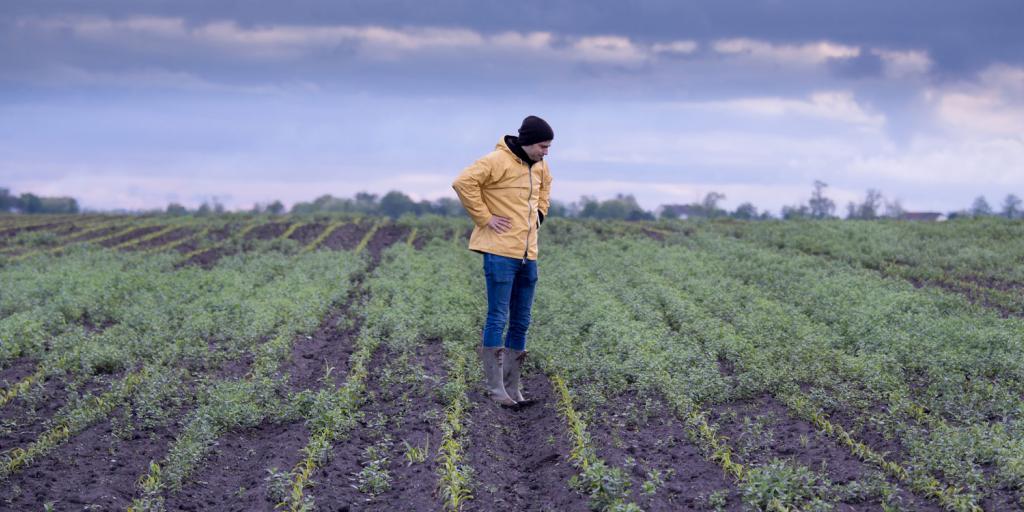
[452,115,553,407]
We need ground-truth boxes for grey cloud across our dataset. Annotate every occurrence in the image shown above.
[828,53,885,79]
[4,0,1021,78]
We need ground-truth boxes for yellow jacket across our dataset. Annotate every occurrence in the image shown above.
[452,138,552,260]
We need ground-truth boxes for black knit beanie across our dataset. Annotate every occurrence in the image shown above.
[517,115,554,146]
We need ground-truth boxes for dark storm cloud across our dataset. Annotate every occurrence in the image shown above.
[3,0,1022,78]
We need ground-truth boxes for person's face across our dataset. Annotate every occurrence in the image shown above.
[522,141,551,161]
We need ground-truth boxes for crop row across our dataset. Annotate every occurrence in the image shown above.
[710,219,1024,315]
[547,231,1024,509]
[1,248,366,505]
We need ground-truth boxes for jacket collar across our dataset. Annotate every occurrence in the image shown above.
[501,135,537,167]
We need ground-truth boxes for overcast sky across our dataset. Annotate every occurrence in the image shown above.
[1,1,1022,214]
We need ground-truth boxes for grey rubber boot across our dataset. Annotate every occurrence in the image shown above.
[477,346,517,406]
[503,349,536,406]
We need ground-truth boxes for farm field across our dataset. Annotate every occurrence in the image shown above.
[1,213,1023,511]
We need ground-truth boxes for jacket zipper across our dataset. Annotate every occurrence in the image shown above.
[523,161,533,263]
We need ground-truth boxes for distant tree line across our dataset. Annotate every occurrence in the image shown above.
[0,188,79,214]
[4,183,1023,221]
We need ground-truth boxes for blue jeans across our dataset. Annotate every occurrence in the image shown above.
[482,253,538,351]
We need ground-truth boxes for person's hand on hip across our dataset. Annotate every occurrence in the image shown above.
[488,215,512,234]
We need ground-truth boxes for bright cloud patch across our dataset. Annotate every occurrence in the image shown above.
[712,38,860,65]
[695,91,885,127]
[651,40,699,55]
[872,48,932,77]
[570,36,647,63]
[848,135,1024,187]
[930,64,1024,135]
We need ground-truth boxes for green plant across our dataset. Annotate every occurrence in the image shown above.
[265,467,291,506]
[403,439,429,465]
[355,439,393,495]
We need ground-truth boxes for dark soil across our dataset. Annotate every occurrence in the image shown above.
[589,391,743,511]
[65,225,124,243]
[282,296,363,392]
[0,357,38,387]
[0,375,114,452]
[48,222,86,236]
[130,227,194,251]
[711,393,940,511]
[821,397,912,468]
[0,222,82,251]
[321,222,374,251]
[907,276,1021,318]
[178,246,232,269]
[0,406,187,511]
[1,374,70,452]
[98,225,165,248]
[365,224,410,263]
[0,221,69,240]
[412,232,429,250]
[207,223,239,242]
[166,284,366,511]
[164,420,312,512]
[245,222,291,241]
[826,391,1024,510]
[171,235,204,255]
[215,351,256,381]
[462,368,590,512]
[288,223,329,246]
[313,340,448,512]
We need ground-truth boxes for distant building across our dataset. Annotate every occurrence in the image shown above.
[900,211,944,221]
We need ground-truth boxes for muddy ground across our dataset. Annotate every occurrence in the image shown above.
[130,227,195,251]
[463,370,590,512]
[287,222,329,247]
[98,226,165,248]
[589,391,743,511]
[245,222,291,241]
[320,222,374,251]
[1,404,187,511]
[709,393,939,511]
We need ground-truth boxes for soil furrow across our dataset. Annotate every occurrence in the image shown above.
[590,391,743,511]
[179,247,233,269]
[818,393,1021,510]
[0,357,38,387]
[165,301,361,509]
[463,370,589,512]
[0,221,70,240]
[287,222,328,246]
[64,225,124,243]
[0,374,70,451]
[0,404,189,511]
[311,340,447,511]
[321,222,374,251]
[164,420,312,512]
[365,224,410,262]
[163,255,377,510]
[99,226,165,248]
[130,227,195,251]
[709,393,939,511]
[282,296,362,392]
[245,222,291,241]
[907,275,1022,318]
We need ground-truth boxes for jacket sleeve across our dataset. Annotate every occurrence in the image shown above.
[452,157,494,228]
[537,164,553,216]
